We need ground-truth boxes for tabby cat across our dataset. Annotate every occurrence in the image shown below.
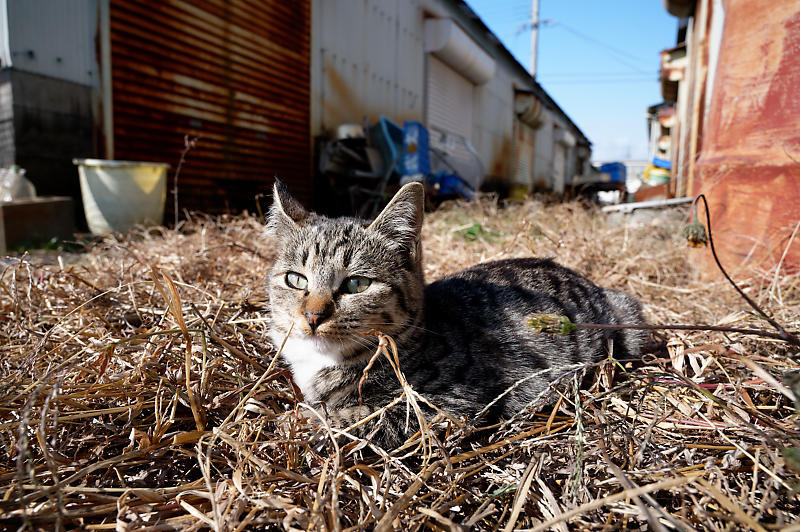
[267,181,646,447]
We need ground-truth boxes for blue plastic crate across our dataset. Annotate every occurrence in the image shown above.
[370,115,403,175]
[402,121,430,178]
[599,162,627,183]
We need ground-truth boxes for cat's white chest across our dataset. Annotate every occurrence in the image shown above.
[279,336,343,402]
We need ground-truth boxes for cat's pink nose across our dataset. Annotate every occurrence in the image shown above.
[303,310,329,331]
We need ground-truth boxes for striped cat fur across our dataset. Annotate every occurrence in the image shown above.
[267,180,647,448]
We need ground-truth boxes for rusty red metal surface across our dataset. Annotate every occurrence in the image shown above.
[109,0,311,215]
[693,0,800,273]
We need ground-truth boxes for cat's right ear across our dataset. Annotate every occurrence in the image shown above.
[367,181,424,250]
[267,179,308,234]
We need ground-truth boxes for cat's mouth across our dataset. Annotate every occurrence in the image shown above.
[292,320,379,358]
[294,318,339,341]
[298,319,331,338]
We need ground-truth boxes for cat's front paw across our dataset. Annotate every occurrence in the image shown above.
[309,403,409,449]
[300,402,372,437]
[327,405,373,428]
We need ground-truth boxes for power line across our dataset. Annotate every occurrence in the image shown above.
[544,71,659,78]
[473,2,659,80]
[541,78,657,85]
[553,23,652,74]
[516,17,654,75]
[554,22,651,65]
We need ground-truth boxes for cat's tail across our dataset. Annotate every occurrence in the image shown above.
[603,289,649,357]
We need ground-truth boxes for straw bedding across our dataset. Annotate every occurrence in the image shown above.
[1,198,798,530]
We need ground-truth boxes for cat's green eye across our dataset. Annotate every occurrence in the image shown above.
[342,276,371,294]
[285,272,308,290]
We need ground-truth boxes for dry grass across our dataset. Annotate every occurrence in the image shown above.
[1,197,798,530]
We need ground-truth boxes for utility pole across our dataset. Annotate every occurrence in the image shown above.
[530,0,540,77]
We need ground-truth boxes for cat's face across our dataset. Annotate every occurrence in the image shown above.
[267,182,425,362]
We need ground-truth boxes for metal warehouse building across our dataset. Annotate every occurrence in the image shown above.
[0,0,590,219]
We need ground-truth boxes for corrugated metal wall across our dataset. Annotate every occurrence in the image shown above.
[313,0,423,132]
[110,0,311,213]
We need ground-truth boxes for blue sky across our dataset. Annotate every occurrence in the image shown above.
[466,1,677,161]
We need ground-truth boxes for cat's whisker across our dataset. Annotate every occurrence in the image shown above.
[363,322,443,336]
[338,331,377,350]
[349,334,379,350]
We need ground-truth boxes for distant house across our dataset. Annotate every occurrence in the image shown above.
[0,0,590,223]
[658,0,800,271]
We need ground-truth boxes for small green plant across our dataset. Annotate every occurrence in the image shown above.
[526,313,577,334]
[13,236,63,253]
[455,222,499,242]
[682,199,708,247]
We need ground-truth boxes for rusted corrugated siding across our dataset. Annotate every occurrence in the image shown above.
[693,0,800,272]
[110,0,311,214]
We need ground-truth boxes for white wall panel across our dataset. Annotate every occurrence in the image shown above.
[311,0,591,191]
[513,120,535,187]
[313,0,424,134]
[6,0,97,86]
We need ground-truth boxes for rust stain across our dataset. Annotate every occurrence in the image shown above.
[700,0,800,158]
[695,164,800,273]
[693,0,800,272]
[758,11,800,130]
[323,56,361,130]
[321,55,421,133]
[489,136,512,178]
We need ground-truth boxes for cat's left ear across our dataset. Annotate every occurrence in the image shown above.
[267,179,309,233]
[367,182,424,249]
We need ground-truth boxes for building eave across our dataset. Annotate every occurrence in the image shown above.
[450,0,592,147]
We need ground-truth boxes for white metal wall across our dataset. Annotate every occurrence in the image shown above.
[471,67,513,179]
[0,1,10,68]
[513,120,535,188]
[310,0,591,192]
[4,0,98,86]
[312,0,425,133]
[533,114,554,188]
[553,139,566,194]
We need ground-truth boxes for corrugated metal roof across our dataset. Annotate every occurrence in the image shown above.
[110,0,311,214]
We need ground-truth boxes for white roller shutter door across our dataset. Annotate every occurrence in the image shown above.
[426,55,480,183]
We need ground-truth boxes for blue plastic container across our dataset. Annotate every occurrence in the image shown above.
[599,162,627,183]
[652,157,672,170]
[402,121,430,178]
[373,115,404,175]
[428,172,476,200]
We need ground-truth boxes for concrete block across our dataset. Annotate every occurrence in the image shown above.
[0,196,74,253]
